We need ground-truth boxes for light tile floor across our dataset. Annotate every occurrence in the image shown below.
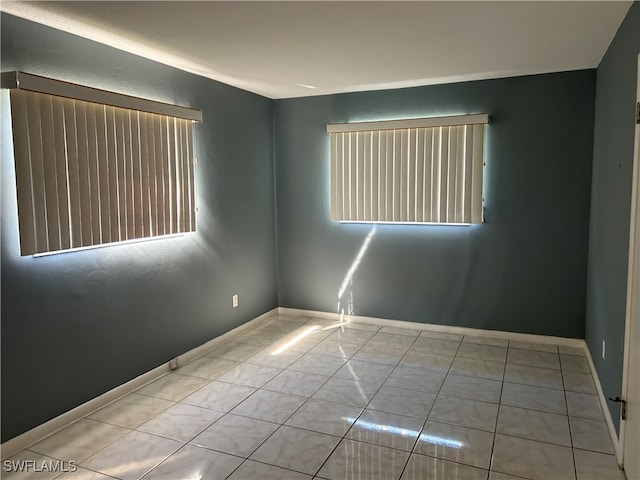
[3,315,627,480]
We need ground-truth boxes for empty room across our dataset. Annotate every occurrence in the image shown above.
[1,1,640,479]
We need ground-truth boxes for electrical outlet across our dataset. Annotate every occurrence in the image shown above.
[602,340,606,360]
[169,357,180,370]
[232,294,238,308]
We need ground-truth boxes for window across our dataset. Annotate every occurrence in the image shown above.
[3,72,202,255]
[327,114,488,225]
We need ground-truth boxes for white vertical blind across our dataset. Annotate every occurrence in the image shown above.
[9,89,197,255]
[328,115,487,224]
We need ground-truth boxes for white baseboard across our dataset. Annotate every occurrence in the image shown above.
[278,307,585,347]
[0,307,278,461]
[583,345,623,464]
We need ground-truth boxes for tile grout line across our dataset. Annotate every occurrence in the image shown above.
[288,324,416,478]
[487,341,508,478]
[396,333,465,480]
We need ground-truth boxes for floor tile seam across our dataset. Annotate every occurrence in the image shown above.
[158,378,231,404]
[178,391,253,413]
[398,346,457,480]
[566,411,606,421]
[501,379,570,393]
[139,443,241,480]
[173,361,240,381]
[207,370,283,390]
[402,420,442,475]
[498,378,564,392]
[506,362,564,373]
[507,344,560,355]
[29,420,134,467]
[86,468,121,480]
[364,405,428,422]
[199,407,287,431]
[504,360,562,370]
[494,423,572,449]
[221,457,249,480]
[489,463,538,480]
[312,436,407,480]
[572,446,619,457]
[395,336,458,376]
[488,373,506,474]
[459,341,509,352]
[82,432,182,480]
[564,388,597,396]
[285,363,346,378]
[308,338,412,478]
[318,329,370,361]
[570,444,617,456]
[434,392,502,408]
[462,335,506,345]
[494,431,575,450]
[423,418,496,435]
[562,370,593,377]
[443,369,504,383]
[188,424,280,462]
[186,436,264,461]
[370,376,441,397]
[454,353,508,364]
[507,346,561,355]
[229,457,314,480]
[559,352,588,359]
[285,423,350,478]
[411,450,494,475]
[309,331,403,407]
[85,397,178,430]
[228,397,302,426]
[203,352,257,362]
[259,336,367,413]
[280,378,365,426]
[306,356,360,392]
[443,371,503,385]
[20,448,87,469]
[136,416,219,447]
[290,394,369,416]
[564,381,580,480]
[203,422,294,473]
[497,401,568,416]
[83,407,174,437]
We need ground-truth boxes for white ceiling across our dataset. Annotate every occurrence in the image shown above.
[1,1,633,99]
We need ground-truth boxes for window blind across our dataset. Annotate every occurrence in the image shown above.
[5,72,200,255]
[328,114,488,225]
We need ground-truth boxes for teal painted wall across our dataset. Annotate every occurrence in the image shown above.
[1,13,277,442]
[586,1,640,433]
[274,71,595,337]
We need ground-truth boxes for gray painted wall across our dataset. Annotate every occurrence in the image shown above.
[586,2,640,433]
[275,71,595,338]
[1,14,277,442]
